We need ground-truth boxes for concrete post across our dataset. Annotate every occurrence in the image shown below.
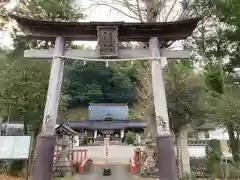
[149,37,177,180]
[32,36,65,180]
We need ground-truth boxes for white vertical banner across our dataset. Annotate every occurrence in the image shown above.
[120,129,124,138]
[94,130,98,139]
[104,137,109,164]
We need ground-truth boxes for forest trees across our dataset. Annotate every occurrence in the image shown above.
[185,0,240,166]
[63,61,138,107]
[165,61,205,175]
[0,0,139,134]
[0,0,86,135]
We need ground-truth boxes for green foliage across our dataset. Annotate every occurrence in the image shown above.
[165,61,205,134]
[0,4,8,29]
[0,0,82,137]
[205,69,223,94]
[63,61,138,107]
[214,0,240,41]
[0,57,47,129]
[205,139,222,176]
[125,131,136,145]
[8,160,25,176]
[14,0,85,21]
[205,86,240,126]
[179,173,197,180]
[0,55,69,132]
[225,164,240,179]
[189,157,207,178]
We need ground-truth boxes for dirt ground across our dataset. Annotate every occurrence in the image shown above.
[0,174,32,180]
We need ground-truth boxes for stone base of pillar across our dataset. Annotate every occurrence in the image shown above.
[156,135,177,180]
[32,135,56,180]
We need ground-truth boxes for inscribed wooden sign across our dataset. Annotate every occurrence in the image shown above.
[0,136,31,159]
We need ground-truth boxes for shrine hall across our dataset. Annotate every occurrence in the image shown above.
[63,103,147,143]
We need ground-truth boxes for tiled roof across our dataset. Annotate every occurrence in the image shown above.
[9,14,201,43]
[88,104,128,121]
[55,124,79,135]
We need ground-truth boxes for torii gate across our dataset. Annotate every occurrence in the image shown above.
[9,14,200,180]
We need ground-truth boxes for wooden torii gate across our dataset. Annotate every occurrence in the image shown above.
[9,14,200,180]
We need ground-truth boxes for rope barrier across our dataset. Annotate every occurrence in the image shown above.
[56,55,163,62]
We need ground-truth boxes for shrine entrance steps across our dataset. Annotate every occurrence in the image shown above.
[74,164,136,180]
[93,140,124,146]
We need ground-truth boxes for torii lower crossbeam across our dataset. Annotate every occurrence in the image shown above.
[24,48,191,60]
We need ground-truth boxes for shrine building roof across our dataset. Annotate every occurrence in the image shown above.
[9,14,201,42]
[88,103,128,121]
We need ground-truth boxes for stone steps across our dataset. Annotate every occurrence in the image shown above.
[92,141,123,146]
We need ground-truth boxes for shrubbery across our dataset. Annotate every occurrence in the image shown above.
[0,160,25,177]
[125,132,136,145]
[188,139,240,179]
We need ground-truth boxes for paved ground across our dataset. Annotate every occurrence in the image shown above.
[74,145,141,164]
[74,145,139,180]
[75,164,136,180]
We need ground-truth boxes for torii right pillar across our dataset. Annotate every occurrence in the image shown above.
[149,37,178,180]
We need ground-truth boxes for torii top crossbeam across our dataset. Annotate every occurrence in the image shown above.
[9,14,200,43]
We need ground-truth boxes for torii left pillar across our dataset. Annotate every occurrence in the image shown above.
[32,36,65,180]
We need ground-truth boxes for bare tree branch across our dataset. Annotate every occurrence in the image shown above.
[135,0,143,22]
[165,0,178,21]
[90,1,141,21]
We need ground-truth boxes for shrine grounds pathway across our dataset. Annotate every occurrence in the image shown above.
[73,145,143,180]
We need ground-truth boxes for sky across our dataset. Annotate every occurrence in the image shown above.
[1,0,130,47]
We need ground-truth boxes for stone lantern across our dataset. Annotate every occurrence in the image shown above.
[54,137,72,177]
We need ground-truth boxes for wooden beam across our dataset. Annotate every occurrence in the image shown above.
[24,48,191,59]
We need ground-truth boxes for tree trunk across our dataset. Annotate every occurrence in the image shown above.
[227,124,240,166]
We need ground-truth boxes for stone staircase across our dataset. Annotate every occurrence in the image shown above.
[91,136,123,146]
[92,140,124,146]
